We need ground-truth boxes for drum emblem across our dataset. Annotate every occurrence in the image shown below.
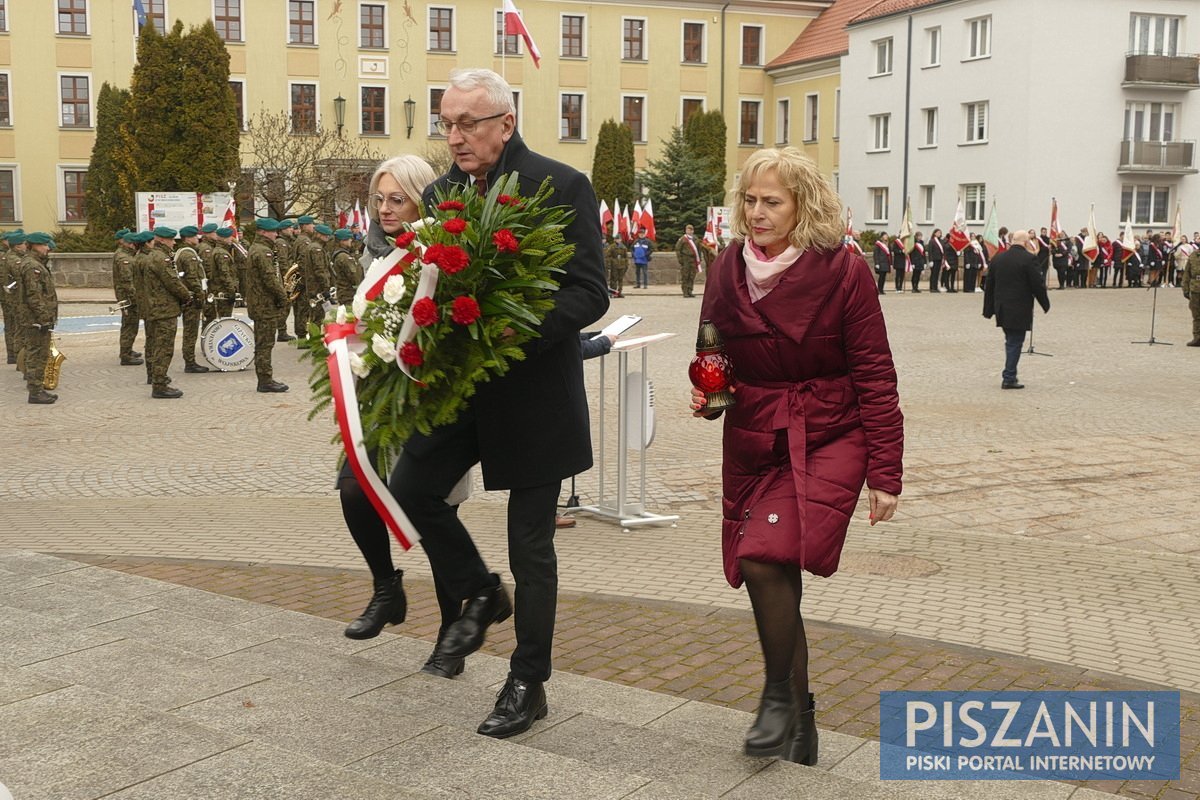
[218,333,244,358]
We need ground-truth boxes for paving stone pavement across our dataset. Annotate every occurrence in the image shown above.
[2,284,1199,797]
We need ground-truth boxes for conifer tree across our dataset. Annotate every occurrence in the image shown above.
[684,110,727,206]
[85,83,134,235]
[639,126,713,245]
[172,20,240,191]
[121,22,185,190]
[590,119,635,211]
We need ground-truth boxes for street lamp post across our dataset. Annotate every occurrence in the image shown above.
[404,96,416,139]
[333,94,346,138]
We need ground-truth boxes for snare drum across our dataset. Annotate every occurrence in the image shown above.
[201,317,256,371]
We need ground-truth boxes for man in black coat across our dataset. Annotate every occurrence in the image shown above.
[390,68,609,739]
[873,233,891,294]
[982,230,1051,389]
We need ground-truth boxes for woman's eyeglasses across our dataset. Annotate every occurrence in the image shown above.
[433,112,505,136]
[371,194,409,208]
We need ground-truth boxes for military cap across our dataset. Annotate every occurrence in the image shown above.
[200,222,219,233]
[334,228,353,241]
[4,228,25,241]
[8,232,26,245]
[122,231,140,243]
[136,230,155,244]
[114,228,130,239]
[216,227,234,238]
[297,215,315,225]
[279,219,296,230]
[178,225,199,238]
[255,218,280,231]
[26,232,54,245]
[314,224,333,236]
[153,226,178,239]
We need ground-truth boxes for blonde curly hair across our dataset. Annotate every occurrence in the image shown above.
[729,147,844,252]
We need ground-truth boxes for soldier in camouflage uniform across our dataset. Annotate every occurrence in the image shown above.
[1183,247,1200,347]
[273,219,297,342]
[292,216,317,337]
[604,236,629,298]
[209,228,238,318]
[232,227,249,306]
[130,230,158,385]
[2,230,28,367]
[198,222,220,328]
[301,222,334,331]
[174,226,210,373]
[112,229,144,366]
[143,227,193,398]
[329,228,362,306]
[245,218,289,392]
[17,232,59,404]
[0,229,19,364]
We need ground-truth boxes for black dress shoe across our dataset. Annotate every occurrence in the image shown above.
[1001,381,1025,390]
[744,676,796,757]
[276,333,296,342]
[28,389,57,404]
[256,380,289,393]
[343,569,406,640]
[120,356,144,366]
[477,675,547,738]
[184,363,210,373]
[420,641,465,678]
[440,577,512,659]
[151,386,184,398]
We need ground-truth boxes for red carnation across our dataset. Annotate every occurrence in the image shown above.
[423,243,471,274]
[443,218,468,235]
[493,228,520,253]
[393,231,416,248]
[437,200,465,212]
[412,297,440,327]
[497,194,516,206]
[450,295,482,326]
[399,342,424,366]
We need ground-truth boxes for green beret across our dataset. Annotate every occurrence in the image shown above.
[8,232,26,245]
[153,226,178,239]
[216,227,234,238]
[137,230,155,244]
[122,231,139,243]
[314,224,333,236]
[298,215,315,225]
[4,229,25,241]
[280,219,296,229]
[200,222,219,233]
[114,228,130,239]
[178,225,199,238]
[25,232,54,246]
[255,218,280,231]
[334,228,353,241]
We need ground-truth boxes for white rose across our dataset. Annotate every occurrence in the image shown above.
[336,304,348,324]
[382,274,406,305]
[352,294,368,320]
[371,333,396,363]
[348,351,370,378]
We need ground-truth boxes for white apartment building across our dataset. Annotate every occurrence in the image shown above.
[837,0,1199,238]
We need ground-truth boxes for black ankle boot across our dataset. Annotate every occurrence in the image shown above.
[744,677,796,757]
[343,570,407,640]
[783,693,818,765]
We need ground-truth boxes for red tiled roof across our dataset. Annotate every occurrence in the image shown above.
[848,0,942,25]
[766,0,885,69]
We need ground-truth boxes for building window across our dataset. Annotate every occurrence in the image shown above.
[361,4,385,48]
[682,22,704,64]
[740,100,761,145]
[874,38,893,76]
[290,83,316,133]
[0,2,7,33]
[682,98,703,126]
[870,187,889,223]
[920,185,934,223]
[922,107,937,146]
[926,26,940,66]
[0,74,9,127]
[495,10,520,56]
[870,113,890,151]
[964,101,987,143]
[58,0,88,35]
[561,93,583,141]
[429,8,453,52]
[776,99,790,145]
[428,87,444,136]
[834,89,840,139]
[623,18,646,61]
[0,169,14,222]
[1121,184,1171,225]
[741,25,762,66]
[1129,14,1180,56]
[511,89,521,128]
[60,75,91,127]
[1125,101,1178,142]
[229,79,245,130]
[621,95,645,143]
[63,170,87,222]
[967,16,990,59]
[140,0,166,33]
[962,183,986,223]
[561,15,584,58]
[214,0,242,42]
[361,86,386,134]
[802,94,817,142]
[289,1,315,44]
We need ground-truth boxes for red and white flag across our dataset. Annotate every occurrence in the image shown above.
[843,207,862,254]
[617,202,630,242]
[630,199,643,233]
[599,199,612,234]
[611,199,622,239]
[502,0,541,68]
[1171,202,1184,244]
[948,198,970,253]
[1118,217,1137,262]
[642,197,656,241]
[352,200,363,230]
[1049,197,1062,241]
[337,207,349,229]
[1082,204,1099,261]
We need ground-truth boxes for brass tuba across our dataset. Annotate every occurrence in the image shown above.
[283,263,302,302]
[43,339,66,390]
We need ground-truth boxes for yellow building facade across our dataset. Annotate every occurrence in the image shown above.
[0,0,830,232]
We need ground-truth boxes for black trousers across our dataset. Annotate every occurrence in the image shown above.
[875,271,887,293]
[389,412,561,683]
[928,263,941,291]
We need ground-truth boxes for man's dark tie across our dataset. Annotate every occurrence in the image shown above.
[475,177,488,197]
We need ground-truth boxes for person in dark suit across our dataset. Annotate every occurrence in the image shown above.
[872,233,891,294]
[982,230,1051,389]
[389,67,609,739]
[927,229,944,292]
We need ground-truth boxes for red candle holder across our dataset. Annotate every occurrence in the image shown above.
[689,319,735,413]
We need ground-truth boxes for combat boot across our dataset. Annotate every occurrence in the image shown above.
[257,380,289,393]
[151,386,184,399]
[28,389,57,404]
[184,363,210,373]
[120,356,144,366]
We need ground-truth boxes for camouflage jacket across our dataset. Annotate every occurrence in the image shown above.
[174,244,207,297]
[245,239,287,318]
[112,245,137,301]
[209,242,237,297]
[143,241,192,321]
[330,247,362,304]
[18,251,58,328]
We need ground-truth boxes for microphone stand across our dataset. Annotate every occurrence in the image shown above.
[1025,316,1052,357]
[1131,282,1173,346]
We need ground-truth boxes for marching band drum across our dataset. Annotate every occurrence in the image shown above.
[200,317,256,371]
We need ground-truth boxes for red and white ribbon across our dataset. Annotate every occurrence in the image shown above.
[324,320,420,550]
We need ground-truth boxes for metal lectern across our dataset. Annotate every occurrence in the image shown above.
[575,332,680,531]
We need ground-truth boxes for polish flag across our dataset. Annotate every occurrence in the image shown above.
[642,198,656,241]
[352,200,362,230]
[599,199,613,234]
[1049,197,1062,241]
[630,199,643,234]
[1082,204,1099,261]
[337,207,349,229]
[617,202,630,242]
[948,198,970,253]
[502,0,541,68]
[1117,217,1137,262]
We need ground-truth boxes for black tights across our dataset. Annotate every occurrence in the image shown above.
[741,558,813,710]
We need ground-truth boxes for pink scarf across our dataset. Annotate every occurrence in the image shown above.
[743,239,804,302]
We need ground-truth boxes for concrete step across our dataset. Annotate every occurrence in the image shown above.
[0,551,1113,800]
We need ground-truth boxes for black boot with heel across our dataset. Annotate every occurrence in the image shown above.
[783,693,818,765]
[743,676,796,757]
[343,569,407,640]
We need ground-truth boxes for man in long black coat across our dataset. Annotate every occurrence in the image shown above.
[982,230,1050,389]
[390,67,609,739]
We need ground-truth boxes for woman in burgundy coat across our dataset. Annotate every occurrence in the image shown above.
[690,147,904,765]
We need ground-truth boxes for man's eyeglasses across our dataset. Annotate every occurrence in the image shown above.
[434,112,506,136]
[371,193,409,208]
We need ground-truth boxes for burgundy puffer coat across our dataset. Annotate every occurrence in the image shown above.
[699,244,904,587]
